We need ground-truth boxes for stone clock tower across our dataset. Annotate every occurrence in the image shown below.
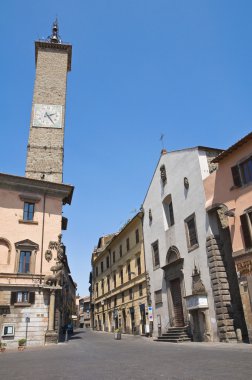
[25,21,72,183]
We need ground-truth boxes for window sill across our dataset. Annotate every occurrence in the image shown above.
[153,265,160,271]
[14,303,31,307]
[18,219,38,225]
[188,244,199,253]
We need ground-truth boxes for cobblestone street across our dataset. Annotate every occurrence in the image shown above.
[0,329,251,380]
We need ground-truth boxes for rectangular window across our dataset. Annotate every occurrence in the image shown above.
[127,262,131,281]
[96,283,98,297]
[106,256,110,269]
[152,241,160,269]
[231,157,252,187]
[11,291,35,304]
[120,245,122,257]
[163,194,175,228]
[113,273,116,288]
[23,202,34,221]
[137,257,141,275]
[107,276,110,292]
[139,284,143,297]
[240,211,252,249]
[154,289,162,306]
[120,269,123,285]
[101,261,104,273]
[114,296,117,307]
[101,279,104,295]
[112,251,115,263]
[126,238,130,251]
[18,251,31,273]
[129,288,133,300]
[96,267,98,277]
[135,229,139,244]
[185,214,198,251]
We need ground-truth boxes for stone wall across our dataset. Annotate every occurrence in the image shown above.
[0,289,49,348]
[206,235,237,342]
[25,47,69,183]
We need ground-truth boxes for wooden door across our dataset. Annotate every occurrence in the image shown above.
[170,278,184,327]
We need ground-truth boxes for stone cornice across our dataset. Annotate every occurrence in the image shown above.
[35,40,72,71]
[0,172,74,205]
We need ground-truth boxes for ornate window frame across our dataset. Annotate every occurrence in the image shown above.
[14,239,39,274]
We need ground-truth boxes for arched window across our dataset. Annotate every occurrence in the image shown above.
[0,238,11,266]
[166,246,180,265]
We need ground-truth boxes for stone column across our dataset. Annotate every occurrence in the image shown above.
[45,289,58,344]
[48,289,56,331]
[202,309,212,342]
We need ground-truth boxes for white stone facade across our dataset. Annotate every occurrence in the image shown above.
[142,147,221,341]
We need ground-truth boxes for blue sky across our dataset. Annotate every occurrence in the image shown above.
[0,1,251,295]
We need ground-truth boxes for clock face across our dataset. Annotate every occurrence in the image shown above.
[33,104,63,128]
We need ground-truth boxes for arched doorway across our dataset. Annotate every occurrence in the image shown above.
[162,246,185,327]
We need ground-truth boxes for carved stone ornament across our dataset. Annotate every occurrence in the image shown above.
[45,250,52,262]
[192,266,206,295]
[160,165,167,185]
[184,177,189,189]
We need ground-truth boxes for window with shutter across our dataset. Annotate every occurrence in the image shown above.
[10,292,17,305]
[240,214,252,249]
[29,292,35,304]
[185,213,199,251]
[231,166,242,187]
[152,241,160,269]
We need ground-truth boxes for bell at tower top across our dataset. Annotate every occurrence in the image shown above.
[48,19,61,44]
[35,20,72,71]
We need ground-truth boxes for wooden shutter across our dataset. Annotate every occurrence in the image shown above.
[240,214,252,248]
[10,292,17,305]
[231,166,242,187]
[29,292,35,304]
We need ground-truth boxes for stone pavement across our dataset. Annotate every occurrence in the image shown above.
[0,329,251,380]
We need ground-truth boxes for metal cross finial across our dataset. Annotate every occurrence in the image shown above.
[160,133,165,149]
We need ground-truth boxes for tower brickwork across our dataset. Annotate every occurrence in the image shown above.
[25,22,72,183]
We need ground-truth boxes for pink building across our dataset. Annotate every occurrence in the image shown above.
[204,132,252,342]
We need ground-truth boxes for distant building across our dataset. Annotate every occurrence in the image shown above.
[91,212,149,335]
[76,296,91,328]
[142,146,242,342]
[204,132,252,342]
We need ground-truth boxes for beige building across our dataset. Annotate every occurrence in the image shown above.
[0,21,76,347]
[91,212,149,335]
[76,296,91,328]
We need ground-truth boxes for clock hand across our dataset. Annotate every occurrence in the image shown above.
[44,112,54,124]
